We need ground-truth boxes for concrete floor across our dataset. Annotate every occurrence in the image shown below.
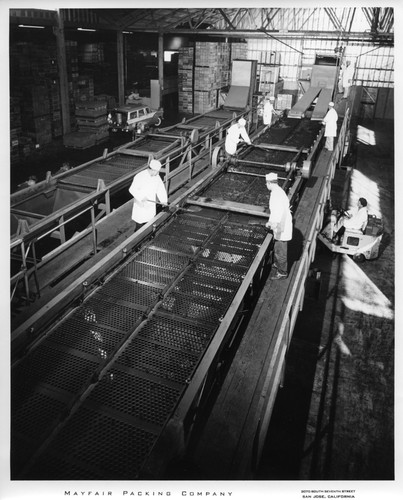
[257,117,395,480]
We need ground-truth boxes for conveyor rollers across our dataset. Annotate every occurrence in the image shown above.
[11,206,268,479]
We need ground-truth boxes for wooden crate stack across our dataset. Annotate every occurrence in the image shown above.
[193,42,231,114]
[10,97,22,165]
[63,99,108,149]
[230,42,248,61]
[276,94,294,110]
[21,84,53,146]
[178,42,232,114]
[79,43,105,64]
[178,46,194,114]
[75,100,108,136]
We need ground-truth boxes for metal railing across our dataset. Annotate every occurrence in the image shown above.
[10,110,248,305]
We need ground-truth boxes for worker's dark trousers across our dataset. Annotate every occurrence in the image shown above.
[333,225,346,243]
[274,239,288,275]
[134,221,146,232]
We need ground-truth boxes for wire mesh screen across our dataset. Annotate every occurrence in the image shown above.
[12,195,269,480]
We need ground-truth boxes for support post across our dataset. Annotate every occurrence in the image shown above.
[55,10,71,134]
[117,31,125,105]
[158,33,164,110]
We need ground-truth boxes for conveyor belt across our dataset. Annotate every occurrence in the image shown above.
[58,153,147,189]
[120,134,180,154]
[11,112,325,480]
[288,86,321,119]
[163,113,234,136]
[311,88,333,121]
[11,202,268,479]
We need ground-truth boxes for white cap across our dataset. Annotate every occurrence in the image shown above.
[238,117,246,126]
[266,172,278,182]
[269,96,275,101]
[149,159,162,171]
[329,102,334,107]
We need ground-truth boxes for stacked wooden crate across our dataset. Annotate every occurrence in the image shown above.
[178,46,194,114]
[63,99,108,149]
[193,42,231,114]
[276,94,294,110]
[49,80,62,138]
[21,84,53,146]
[10,97,22,165]
[79,43,105,64]
[10,41,59,154]
[230,42,248,61]
[75,100,108,135]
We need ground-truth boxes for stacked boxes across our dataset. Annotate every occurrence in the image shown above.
[10,39,59,160]
[230,42,248,60]
[193,90,217,114]
[178,42,232,114]
[75,100,108,138]
[178,46,194,114]
[193,42,231,114]
[49,80,62,137]
[63,99,109,149]
[10,97,22,164]
[79,43,105,64]
[21,85,53,146]
[276,94,294,110]
[10,37,108,160]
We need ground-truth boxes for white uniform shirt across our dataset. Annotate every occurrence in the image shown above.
[342,64,355,88]
[129,169,168,224]
[263,101,274,125]
[225,123,251,155]
[323,108,338,138]
[344,206,368,231]
[268,184,293,241]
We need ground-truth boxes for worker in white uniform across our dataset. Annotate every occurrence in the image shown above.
[322,102,338,151]
[332,197,368,245]
[225,117,252,159]
[341,60,355,99]
[263,95,279,126]
[265,172,293,280]
[128,159,168,231]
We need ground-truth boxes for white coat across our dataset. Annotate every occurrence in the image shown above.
[342,63,355,89]
[129,169,168,224]
[323,108,338,138]
[344,206,368,231]
[263,100,274,126]
[268,184,293,241]
[225,123,251,155]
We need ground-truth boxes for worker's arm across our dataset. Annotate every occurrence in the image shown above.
[240,127,252,145]
[156,177,168,205]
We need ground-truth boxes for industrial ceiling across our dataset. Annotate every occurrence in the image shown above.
[10,7,394,44]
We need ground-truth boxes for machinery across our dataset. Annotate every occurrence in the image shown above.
[10,59,259,308]
[10,57,351,480]
[289,53,341,120]
[317,209,383,261]
[10,107,337,480]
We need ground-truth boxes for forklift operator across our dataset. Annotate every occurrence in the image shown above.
[332,197,368,245]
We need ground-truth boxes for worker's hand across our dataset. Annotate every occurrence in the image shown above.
[265,221,272,229]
